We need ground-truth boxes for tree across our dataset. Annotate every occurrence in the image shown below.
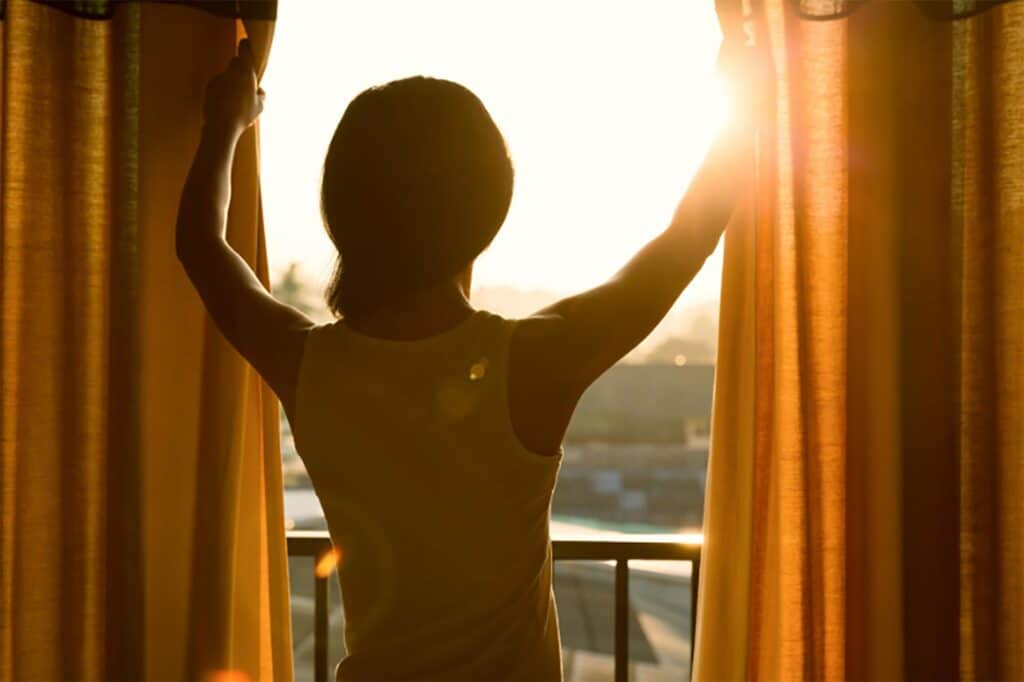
[271,262,323,318]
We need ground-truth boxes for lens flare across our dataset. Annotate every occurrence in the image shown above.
[203,670,251,682]
[468,358,489,381]
[678,531,705,546]
[315,546,343,578]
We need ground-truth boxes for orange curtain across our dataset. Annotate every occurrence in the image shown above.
[1,2,292,679]
[695,0,1023,679]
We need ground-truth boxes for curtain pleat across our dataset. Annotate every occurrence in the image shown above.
[0,1,291,679]
[695,0,1024,679]
[843,3,906,677]
[954,7,1024,676]
[1,3,129,677]
[1,12,7,681]
[105,6,145,679]
[135,5,290,680]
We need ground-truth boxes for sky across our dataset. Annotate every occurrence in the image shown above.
[259,0,726,327]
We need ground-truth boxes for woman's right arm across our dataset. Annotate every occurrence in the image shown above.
[507,38,761,455]
[176,40,313,417]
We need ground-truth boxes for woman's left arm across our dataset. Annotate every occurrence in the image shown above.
[176,40,313,415]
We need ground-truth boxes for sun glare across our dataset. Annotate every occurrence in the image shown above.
[260,0,725,303]
[314,546,343,578]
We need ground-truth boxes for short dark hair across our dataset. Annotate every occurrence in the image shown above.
[320,77,514,319]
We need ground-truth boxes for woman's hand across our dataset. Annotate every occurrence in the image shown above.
[715,0,749,47]
[203,38,265,136]
[715,1,770,133]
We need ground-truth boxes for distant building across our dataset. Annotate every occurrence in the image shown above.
[553,364,714,530]
[567,364,714,445]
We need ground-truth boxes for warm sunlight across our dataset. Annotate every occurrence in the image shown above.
[259,0,726,305]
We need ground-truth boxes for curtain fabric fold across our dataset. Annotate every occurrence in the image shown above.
[0,1,292,679]
[696,0,1023,679]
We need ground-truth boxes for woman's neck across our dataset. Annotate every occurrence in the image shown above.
[343,280,476,341]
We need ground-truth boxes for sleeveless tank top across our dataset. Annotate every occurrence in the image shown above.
[293,310,563,681]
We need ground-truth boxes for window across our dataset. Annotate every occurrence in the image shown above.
[261,2,723,677]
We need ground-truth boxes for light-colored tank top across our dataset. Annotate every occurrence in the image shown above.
[293,310,563,681]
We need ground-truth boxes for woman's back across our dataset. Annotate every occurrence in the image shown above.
[293,310,563,680]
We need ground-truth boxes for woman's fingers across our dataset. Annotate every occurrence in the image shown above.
[238,39,255,68]
[715,0,746,43]
[227,40,256,78]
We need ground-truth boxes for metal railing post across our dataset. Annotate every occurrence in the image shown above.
[614,559,629,682]
[314,573,329,682]
[690,557,700,681]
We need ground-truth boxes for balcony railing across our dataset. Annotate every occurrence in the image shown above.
[287,530,702,682]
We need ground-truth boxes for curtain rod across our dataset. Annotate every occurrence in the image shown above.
[0,0,276,22]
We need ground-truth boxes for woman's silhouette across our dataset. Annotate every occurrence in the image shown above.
[176,20,755,681]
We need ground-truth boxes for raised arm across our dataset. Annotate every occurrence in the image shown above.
[508,37,760,454]
[176,40,313,416]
